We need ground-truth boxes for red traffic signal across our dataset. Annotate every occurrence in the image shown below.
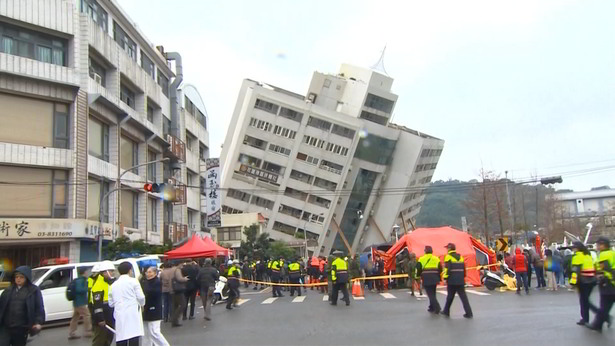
[143,183,176,201]
[143,183,164,193]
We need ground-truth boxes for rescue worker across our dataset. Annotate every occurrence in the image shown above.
[319,257,328,294]
[288,258,302,297]
[226,260,241,310]
[406,252,422,296]
[570,241,598,326]
[254,259,265,291]
[242,258,252,289]
[89,261,116,346]
[417,246,442,313]
[270,257,283,297]
[588,237,614,332]
[440,243,473,318]
[330,251,350,306]
[326,255,334,299]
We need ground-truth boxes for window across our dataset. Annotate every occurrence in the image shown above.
[268,143,291,156]
[331,124,356,139]
[121,190,138,228]
[0,167,67,218]
[250,196,274,209]
[218,226,242,241]
[262,161,284,175]
[0,93,70,149]
[185,133,195,152]
[272,221,296,235]
[284,187,308,201]
[308,195,331,208]
[148,198,157,232]
[289,170,313,184]
[323,79,331,88]
[254,99,279,114]
[89,56,106,87]
[364,93,394,114]
[0,22,68,66]
[40,268,72,290]
[120,83,135,109]
[296,152,319,165]
[222,205,243,214]
[140,51,155,80]
[314,177,337,191]
[120,136,138,173]
[355,134,397,165]
[113,22,136,61]
[238,153,261,167]
[199,144,209,161]
[147,103,154,123]
[359,111,388,125]
[227,189,251,203]
[187,171,195,186]
[163,117,171,136]
[303,135,325,149]
[157,70,169,97]
[279,107,303,122]
[88,117,109,161]
[88,177,109,222]
[320,160,343,175]
[307,116,332,131]
[273,125,296,139]
[248,117,273,132]
[325,142,349,156]
[243,135,267,150]
[147,150,157,181]
[81,0,108,32]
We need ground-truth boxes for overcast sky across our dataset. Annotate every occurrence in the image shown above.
[118,0,615,192]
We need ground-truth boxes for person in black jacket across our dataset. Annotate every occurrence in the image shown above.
[196,259,219,323]
[182,261,199,321]
[141,266,169,346]
[0,266,45,346]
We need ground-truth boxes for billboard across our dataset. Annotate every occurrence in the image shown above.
[205,158,221,227]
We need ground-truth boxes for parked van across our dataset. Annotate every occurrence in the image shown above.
[0,256,161,323]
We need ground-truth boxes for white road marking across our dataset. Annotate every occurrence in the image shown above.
[292,296,307,303]
[408,292,428,298]
[353,296,365,300]
[437,291,447,295]
[323,295,329,301]
[466,290,490,296]
[380,293,396,299]
[236,298,250,306]
[261,297,278,304]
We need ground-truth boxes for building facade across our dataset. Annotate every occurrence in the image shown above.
[0,0,209,267]
[220,64,444,256]
[553,188,615,241]
[210,212,267,250]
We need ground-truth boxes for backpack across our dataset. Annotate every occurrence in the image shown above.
[66,279,77,301]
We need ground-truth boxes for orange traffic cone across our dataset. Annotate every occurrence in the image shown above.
[352,280,364,297]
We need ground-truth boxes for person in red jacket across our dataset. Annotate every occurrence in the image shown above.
[513,248,530,295]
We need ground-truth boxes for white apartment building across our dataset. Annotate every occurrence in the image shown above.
[553,188,615,241]
[220,64,444,256]
[0,0,209,267]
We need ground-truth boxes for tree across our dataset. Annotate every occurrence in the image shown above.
[268,241,296,260]
[102,236,172,260]
[238,224,270,260]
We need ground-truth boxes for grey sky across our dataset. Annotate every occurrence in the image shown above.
[118,0,615,191]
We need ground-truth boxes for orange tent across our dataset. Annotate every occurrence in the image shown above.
[165,234,230,259]
[384,226,496,287]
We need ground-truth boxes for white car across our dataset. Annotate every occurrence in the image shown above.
[1,256,160,323]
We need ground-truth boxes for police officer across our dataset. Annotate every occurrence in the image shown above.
[270,256,284,297]
[441,243,473,318]
[226,260,241,310]
[330,251,350,306]
[288,258,302,297]
[588,237,614,332]
[89,261,116,346]
[570,241,598,326]
[417,246,442,313]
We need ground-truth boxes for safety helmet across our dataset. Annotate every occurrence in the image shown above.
[233,259,240,265]
[91,264,101,273]
[98,261,116,272]
[227,260,233,266]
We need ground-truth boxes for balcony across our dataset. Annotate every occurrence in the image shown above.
[307,195,331,209]
[284,187,308,202]
[164,134,186,162]
[279,204,302,219]
[0,142,73,169]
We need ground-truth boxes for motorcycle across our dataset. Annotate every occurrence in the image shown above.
[211,276,230,305]
[481,262,516,291]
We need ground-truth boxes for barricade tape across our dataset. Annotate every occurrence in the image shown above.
[236,262,503,287]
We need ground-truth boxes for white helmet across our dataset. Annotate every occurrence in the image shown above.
[91,264,101,273]
[98,261,116,272]
[227,260,233,266]
[233,259,240,265]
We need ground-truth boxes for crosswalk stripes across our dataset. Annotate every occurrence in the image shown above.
[437,290,490,296]
[323,295,329,301]
[292,296,307,303]
[352,296,365,300]
[236,298,250,306]
[261,297,278,304]
[380,293,396,299]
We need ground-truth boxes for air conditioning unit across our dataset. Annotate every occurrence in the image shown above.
[93,73,102,85]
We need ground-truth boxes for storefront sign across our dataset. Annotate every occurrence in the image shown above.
[206,158,221,227]
[0,219,116,240]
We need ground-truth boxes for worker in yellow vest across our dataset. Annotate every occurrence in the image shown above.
[270,257,283,298]
[570,241,598,326]
[417,246,442,314]
[588,237,614,332]
[330,251,350,306]
[288,258,302,297]
[89,261,116,346]
[226,260,241,310]
[441,243,473,318]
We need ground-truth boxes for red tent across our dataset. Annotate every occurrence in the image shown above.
[384,226,496,287]
[165,234,230,259]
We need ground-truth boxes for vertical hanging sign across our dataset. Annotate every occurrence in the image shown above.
[206,158,221,227]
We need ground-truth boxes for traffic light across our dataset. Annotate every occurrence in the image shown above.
[143,183,176,201]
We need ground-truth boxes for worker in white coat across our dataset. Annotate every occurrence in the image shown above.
[109,262,146,346]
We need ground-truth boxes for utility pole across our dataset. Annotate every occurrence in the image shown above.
[493,185,505,237]
[535,186,539,229]
[482,176,489,246]
[505,171,514,236]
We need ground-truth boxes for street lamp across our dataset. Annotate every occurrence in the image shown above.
[392,224,400,242]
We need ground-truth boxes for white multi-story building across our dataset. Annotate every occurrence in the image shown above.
[220,64,444,256]
[553,188,615,241]
[0,0,209,267]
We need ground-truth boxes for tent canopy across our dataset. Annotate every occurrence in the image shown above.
[165,234,230,259]
[385,226,495,286]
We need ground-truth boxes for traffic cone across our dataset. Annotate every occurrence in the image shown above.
[352,280,364,297]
